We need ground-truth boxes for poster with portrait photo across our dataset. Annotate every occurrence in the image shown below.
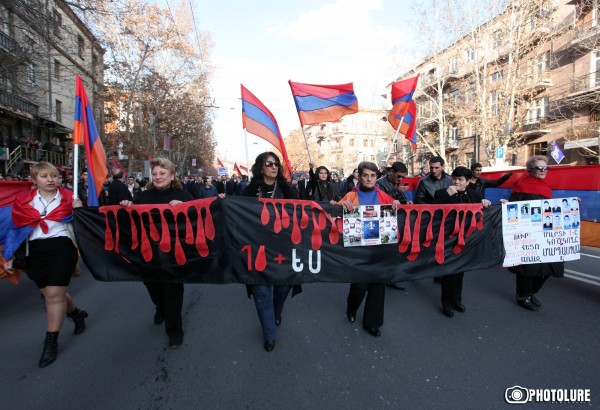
[343,205,398,247]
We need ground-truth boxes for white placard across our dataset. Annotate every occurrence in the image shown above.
[502,197,580,266]
[342,205,398,247]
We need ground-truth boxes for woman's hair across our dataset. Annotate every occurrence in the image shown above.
[526,155,548,172]
[146,157,182,190]
[250,151,285,183]
[30,161,59,180]
[451,166,473,179]
[315,165,331,182]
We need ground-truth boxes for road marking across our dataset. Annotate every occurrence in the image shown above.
[581,253,600,259]
[565,269,600,287]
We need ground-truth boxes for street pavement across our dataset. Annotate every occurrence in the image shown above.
[1,260,598,410]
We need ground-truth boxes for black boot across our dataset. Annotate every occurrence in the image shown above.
[39,332,59,368]
[67,308,88,335]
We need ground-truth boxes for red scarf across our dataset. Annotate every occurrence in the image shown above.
[511,173,552,199]
[12,187,74,233]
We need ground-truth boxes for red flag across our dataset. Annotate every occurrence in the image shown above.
[288,80,358,125]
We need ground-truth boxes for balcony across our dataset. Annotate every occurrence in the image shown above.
[517,116,551,137]
[565,121,600,141]
[0,31,22,56]
[0,90,38,117]
[527,71,552,90]
[571,23,600,49]
[565,71,600,101]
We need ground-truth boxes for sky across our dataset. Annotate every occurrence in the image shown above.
[191,0,419,168]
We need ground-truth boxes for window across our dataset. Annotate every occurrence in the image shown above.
[55,100,62,122]
[24,34,35,52]
[54,59,60,80]
[26,63,36,86]
[363,139,369,148]
[591,51,600,87]
[450,90,460,104]
[92,53,98,75]
[349,139,354,147]
[449,58,458,74]
[0,7,9,34]
[52,9,61,37]
[450,155,458,170]
[77,35,84,58]
[465,122,474,137]
[593,0,598,27]
[490,91,499,116]
[449,125,458,141]
[527,97,549,122]
[465,86,474,104]
[465,152,474,168]
[491,71,502,83]
[466,48,475,62]
[492,30,502,49]
[528,142,548,157]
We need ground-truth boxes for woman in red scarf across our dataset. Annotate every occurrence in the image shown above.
[2,162,87,368]
[507,155,564,310]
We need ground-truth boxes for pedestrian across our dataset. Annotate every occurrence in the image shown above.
[2,162,87,368]
[468,162,512,199]
[504,155,564,311]
[119,158,194,348]
[308,162,337,203]
[413,156,452,204]
[242,151,301,352]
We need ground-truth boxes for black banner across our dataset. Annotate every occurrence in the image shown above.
[73,197,504,284]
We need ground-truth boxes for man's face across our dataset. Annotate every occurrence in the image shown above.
[183,176,189,183]
[508,207,517,219]
[473,167,482,178]
[127,177,134,185]
[332,174,339,182]
[81,172,88,182]
[545,216,551,223]
[452,175,468,192]
[390,170,407,184]
[359,169,377,189]
[232,175,238,182]
[429,161,444,178]
[221,175,227,181]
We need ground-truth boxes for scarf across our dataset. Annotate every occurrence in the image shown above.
[12,187,74,233]
[511,173,552,199]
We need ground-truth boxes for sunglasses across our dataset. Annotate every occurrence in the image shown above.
[264,161,280,168]
[534,166,549,171]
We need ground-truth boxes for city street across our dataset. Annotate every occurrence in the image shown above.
[1,253,598,410]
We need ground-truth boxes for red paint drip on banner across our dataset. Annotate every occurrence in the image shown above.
[99,199,216,265]
[259,200,340,249]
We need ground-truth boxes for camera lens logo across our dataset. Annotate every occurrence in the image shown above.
[505,386,529,404]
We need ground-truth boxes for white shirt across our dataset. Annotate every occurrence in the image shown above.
[28,189,70,241]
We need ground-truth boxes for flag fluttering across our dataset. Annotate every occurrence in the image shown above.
[241,84,293,180]
[74,75,107,206]
[388,75,419,149]
[217,158,224,167]
[239,164,248,173]
[111,158,127,176]
[233,162,242,177]
[288,80,358,125]
[163,134,171,151]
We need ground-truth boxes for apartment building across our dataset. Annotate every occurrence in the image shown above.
[385,0,599,171]
[0,0,104,175]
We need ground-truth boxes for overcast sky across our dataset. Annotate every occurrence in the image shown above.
[191,0,419,167]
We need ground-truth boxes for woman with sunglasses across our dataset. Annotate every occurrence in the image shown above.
[506,155,564,311]
[242,152,300,352]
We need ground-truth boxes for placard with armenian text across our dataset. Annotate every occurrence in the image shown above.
[502,197,580,266]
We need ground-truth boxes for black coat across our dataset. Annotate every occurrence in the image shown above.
[107,179,132,205]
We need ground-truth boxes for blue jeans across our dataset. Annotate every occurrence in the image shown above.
[251,285,292,342]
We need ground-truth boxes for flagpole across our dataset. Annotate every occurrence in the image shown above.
[385,116,405,163]
[243,129,250,179]
[73,144,79,199]
[300,126,313,163]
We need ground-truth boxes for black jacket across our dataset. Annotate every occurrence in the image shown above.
[376,175,409,204]
[414,173,452,204]
[107,179,132,205]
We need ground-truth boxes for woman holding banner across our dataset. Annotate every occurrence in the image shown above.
[2,162,87,368]
[243,152,300,352]
[119,158,193,349]
[506,155,564,311]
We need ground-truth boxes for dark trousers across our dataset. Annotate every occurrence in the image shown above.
[441,273,464,310]
[516,275,549,298]
[347,283,385,329]
[144,282,184,338]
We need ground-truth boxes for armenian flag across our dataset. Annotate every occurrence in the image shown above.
[74,75,107,206]
[163,134,171,151]
[288,80,358,125]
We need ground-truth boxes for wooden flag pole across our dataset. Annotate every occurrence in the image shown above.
[300,126,313,163]
[385,116,405,163]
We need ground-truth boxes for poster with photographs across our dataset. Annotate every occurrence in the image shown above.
[342,205,398,247]
[502,197,580,267]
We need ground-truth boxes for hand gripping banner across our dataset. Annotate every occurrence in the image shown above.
[73,197,504,284]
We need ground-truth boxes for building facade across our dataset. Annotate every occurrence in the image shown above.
[385,0,599,171]
[0,0,104,176]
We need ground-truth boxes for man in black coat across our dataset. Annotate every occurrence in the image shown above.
[414,156,452,204]
[107,169,132,205]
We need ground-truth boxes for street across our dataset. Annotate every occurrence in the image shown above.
[1,252,598,410]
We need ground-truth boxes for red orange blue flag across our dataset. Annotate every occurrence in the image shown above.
[74,75,107,206]
[388,75,419,149]
[241,84,293,181]
[390,75,419,118]
[239,164,248,173]
[233,162,242,177]
[163,134,171,151]
[288,80,358,125]
[217,158,224,167]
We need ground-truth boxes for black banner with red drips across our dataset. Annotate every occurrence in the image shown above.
[73,197,504,284]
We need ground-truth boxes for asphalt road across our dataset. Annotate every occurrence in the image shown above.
[1,259,598,410]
